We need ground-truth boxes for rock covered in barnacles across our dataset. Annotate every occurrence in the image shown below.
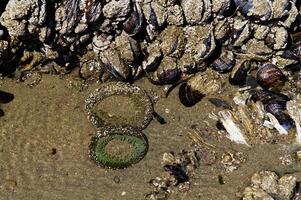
[99,48,132,81]
[283,2,299,28]
[79,51,109,83]
[142,1,167,31]
[184,25,216,63]
[231,17,252,47]
[114,32,142,67]
[150,56,180,85]
[265,25,289,50]
[181,0,212,25]
[0,0,47,41]
[287,94,301,143]
[142,40,163,72]
[242,171,298,200]
[235,0,290,22]
[234,0,272,22]
[243,39,273,56]
[160,25,186,58]
[103,0,131,19]
[253,24,270,40]
[0,40,9,66]
[166,5,184,26]
[211,0,232,19]
[213,18,232,41]
[272,51,300,69]
[242,187,273,200]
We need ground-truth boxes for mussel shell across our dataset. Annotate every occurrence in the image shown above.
[229,60,250,85]
[0,90,14,104]
[234,0,272,21]
[122,2,143,36]
[249,89,290,105]
[265,101,286,115]
[85,0,103,23]
[164,164,189,184]
[179,82,204,107]
[211,51,235,73]
[106,62,132,81]
[256,63,287,90]
[265,101,293,130]
[157,68,181,85]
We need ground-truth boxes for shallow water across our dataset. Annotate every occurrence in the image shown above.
[0,74,301,200]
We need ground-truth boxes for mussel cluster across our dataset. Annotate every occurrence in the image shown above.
[0,1,301,145]
[84,82,154,169]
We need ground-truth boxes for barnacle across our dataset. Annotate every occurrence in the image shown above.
[89,126,148,169]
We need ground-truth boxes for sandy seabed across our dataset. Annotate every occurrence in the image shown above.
[0,74,301,200]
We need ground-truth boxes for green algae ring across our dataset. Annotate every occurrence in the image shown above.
[84,82,153,130]
[89,126,148,169]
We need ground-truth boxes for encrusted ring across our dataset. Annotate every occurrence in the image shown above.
[89,126,148,169]
[85,82,154,130]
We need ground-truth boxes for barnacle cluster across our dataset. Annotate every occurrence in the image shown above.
[241,170,300,200]
[85,82,153,168]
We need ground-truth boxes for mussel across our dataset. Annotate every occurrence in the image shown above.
[0,90,14,117]
[229,60,251,86]
[249,89,290,105]
[179,72,222,107]
[265,101,294,130]
[250,89,293,130]
[149,56,182,85]
[122,2,143,37]
[211,50,235,73]
[256,63,287,90]
[179,82,204,107]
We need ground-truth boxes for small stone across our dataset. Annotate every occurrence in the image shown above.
[278,175,297,199]
[121,191,126,196]
[113,176,121,184]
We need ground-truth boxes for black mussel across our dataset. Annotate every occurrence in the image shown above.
[231,19,252,47]
[234,0,272,21]
[249,89,290,105]
[291,32,301,58]
[265,101,294,130]
[229,60,251,86]
[149,57,181,85]
[85,0,103,23]
[122,2,143,37]
[156,68,181,85]
[0,90,14,104]
[256,63,287,90]
[179,82,204,107]
[0,90,14,118]
[208,98,232,109]
[211,51,235,73]
[106,62,132,82]
[63,0,80,34]
[164,164,189,185]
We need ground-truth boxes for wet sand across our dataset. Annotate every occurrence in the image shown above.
[0,75,301,200]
